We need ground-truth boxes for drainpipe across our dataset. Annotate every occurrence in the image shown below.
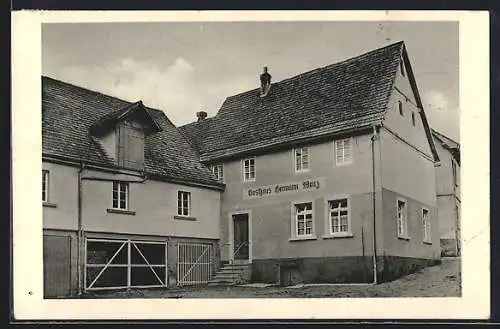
[370,125,379,284]
[77,162,85,295]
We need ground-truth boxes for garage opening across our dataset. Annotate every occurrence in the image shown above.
[85,238,167,290]
[177,242,213,286]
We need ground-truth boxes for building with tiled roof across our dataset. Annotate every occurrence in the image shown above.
[43,41,448,296]
[42,77,224,297]
[431,129,461,256]
[180,41,443,285]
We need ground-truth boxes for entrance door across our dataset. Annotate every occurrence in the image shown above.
[232,213,249,261]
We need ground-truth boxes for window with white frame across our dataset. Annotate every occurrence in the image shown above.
[42,170,49,202]
[294,202,313,237]
[334,138,353,165]
[294,147,310,172]
[452,160,459,187]
[422,208,431,242]
[112,181,129,210]
[177,191,191,217]
[397,199,408,237]
[242,157,256,182]
[328,198,350,234]
[211,164,224,182]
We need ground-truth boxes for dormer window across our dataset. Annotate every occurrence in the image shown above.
[89,101,162,171]
[117,120,145,170]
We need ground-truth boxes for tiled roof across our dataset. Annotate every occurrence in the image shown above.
[42,76,223,189]
[180,41,405,159]
[431,129,460,165]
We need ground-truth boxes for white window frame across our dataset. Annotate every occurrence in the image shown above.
[291,201,315,239]
[42,170,49,202]
[422,207,431,243]
[211,164,224,182]
[294,146,310,173]
[334,137,353,166]
[112,181,129,210]
[396,197,409,239]
[242,157,256,182]
[177,191,191,217]
[326,197,352,237]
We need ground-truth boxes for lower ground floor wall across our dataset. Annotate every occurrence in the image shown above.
[250,256,441,285]
[43,229,220,297]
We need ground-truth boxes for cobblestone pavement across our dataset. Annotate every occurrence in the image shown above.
[83,257,461,299]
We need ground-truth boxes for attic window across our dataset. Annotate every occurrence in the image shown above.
[411,112,416,126]
[398,101,404,116]
[400,59,405,77]
[117,121,145,170]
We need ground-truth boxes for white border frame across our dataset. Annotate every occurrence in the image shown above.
[12,10,490,320]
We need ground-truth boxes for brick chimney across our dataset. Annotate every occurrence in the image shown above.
[196,111,208,122]
[260,66,272,97]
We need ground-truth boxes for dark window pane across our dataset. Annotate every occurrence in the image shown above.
[86,241,128,264]
[87,266,127,288]
[131,243,165,265]
[120,199,126,209]
[131,266,165,286]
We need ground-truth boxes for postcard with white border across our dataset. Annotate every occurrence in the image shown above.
[11,10,490,320]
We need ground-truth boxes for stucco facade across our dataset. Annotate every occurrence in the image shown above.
[432,133,461,256]
[42,160,222,296]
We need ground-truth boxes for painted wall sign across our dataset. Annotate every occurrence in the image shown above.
[243,178,326,199]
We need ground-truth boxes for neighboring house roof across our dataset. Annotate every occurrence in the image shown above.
[42,76,223,189]
[179,41,439,163]
[431,129,460,165]
[90,100,163,136]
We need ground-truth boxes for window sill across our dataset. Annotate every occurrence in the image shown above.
[423,240,433,245]
[43,202,57,208]
[106,208,136,215]
[174,215,197,221]
[289,235,318,242]
[398,235,411,241]
[294,169,310,174]
[335,161,353,167]
[322,232,354,239]
[242,179,256,184]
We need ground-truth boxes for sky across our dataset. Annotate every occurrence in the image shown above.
[42,21,459,141]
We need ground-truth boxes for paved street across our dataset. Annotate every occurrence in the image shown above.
[83,257,461,299]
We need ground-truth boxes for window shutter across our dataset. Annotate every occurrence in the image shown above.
[117,122,145,170]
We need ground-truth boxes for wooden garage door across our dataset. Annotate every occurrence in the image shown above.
[43,235,72,297]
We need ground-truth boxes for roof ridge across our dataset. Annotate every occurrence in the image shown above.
[221,41,405,102]
[42,75,165,115]
[431,128,460,146]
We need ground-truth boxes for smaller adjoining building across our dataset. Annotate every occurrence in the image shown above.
[432,129,461,257]
[42,77,224,297]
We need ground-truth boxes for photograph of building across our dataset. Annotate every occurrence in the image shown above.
[41,21,461,298]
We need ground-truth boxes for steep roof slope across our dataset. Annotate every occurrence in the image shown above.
[180,41,405,159]
[42,76,222,188]
[431,129,460,165]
